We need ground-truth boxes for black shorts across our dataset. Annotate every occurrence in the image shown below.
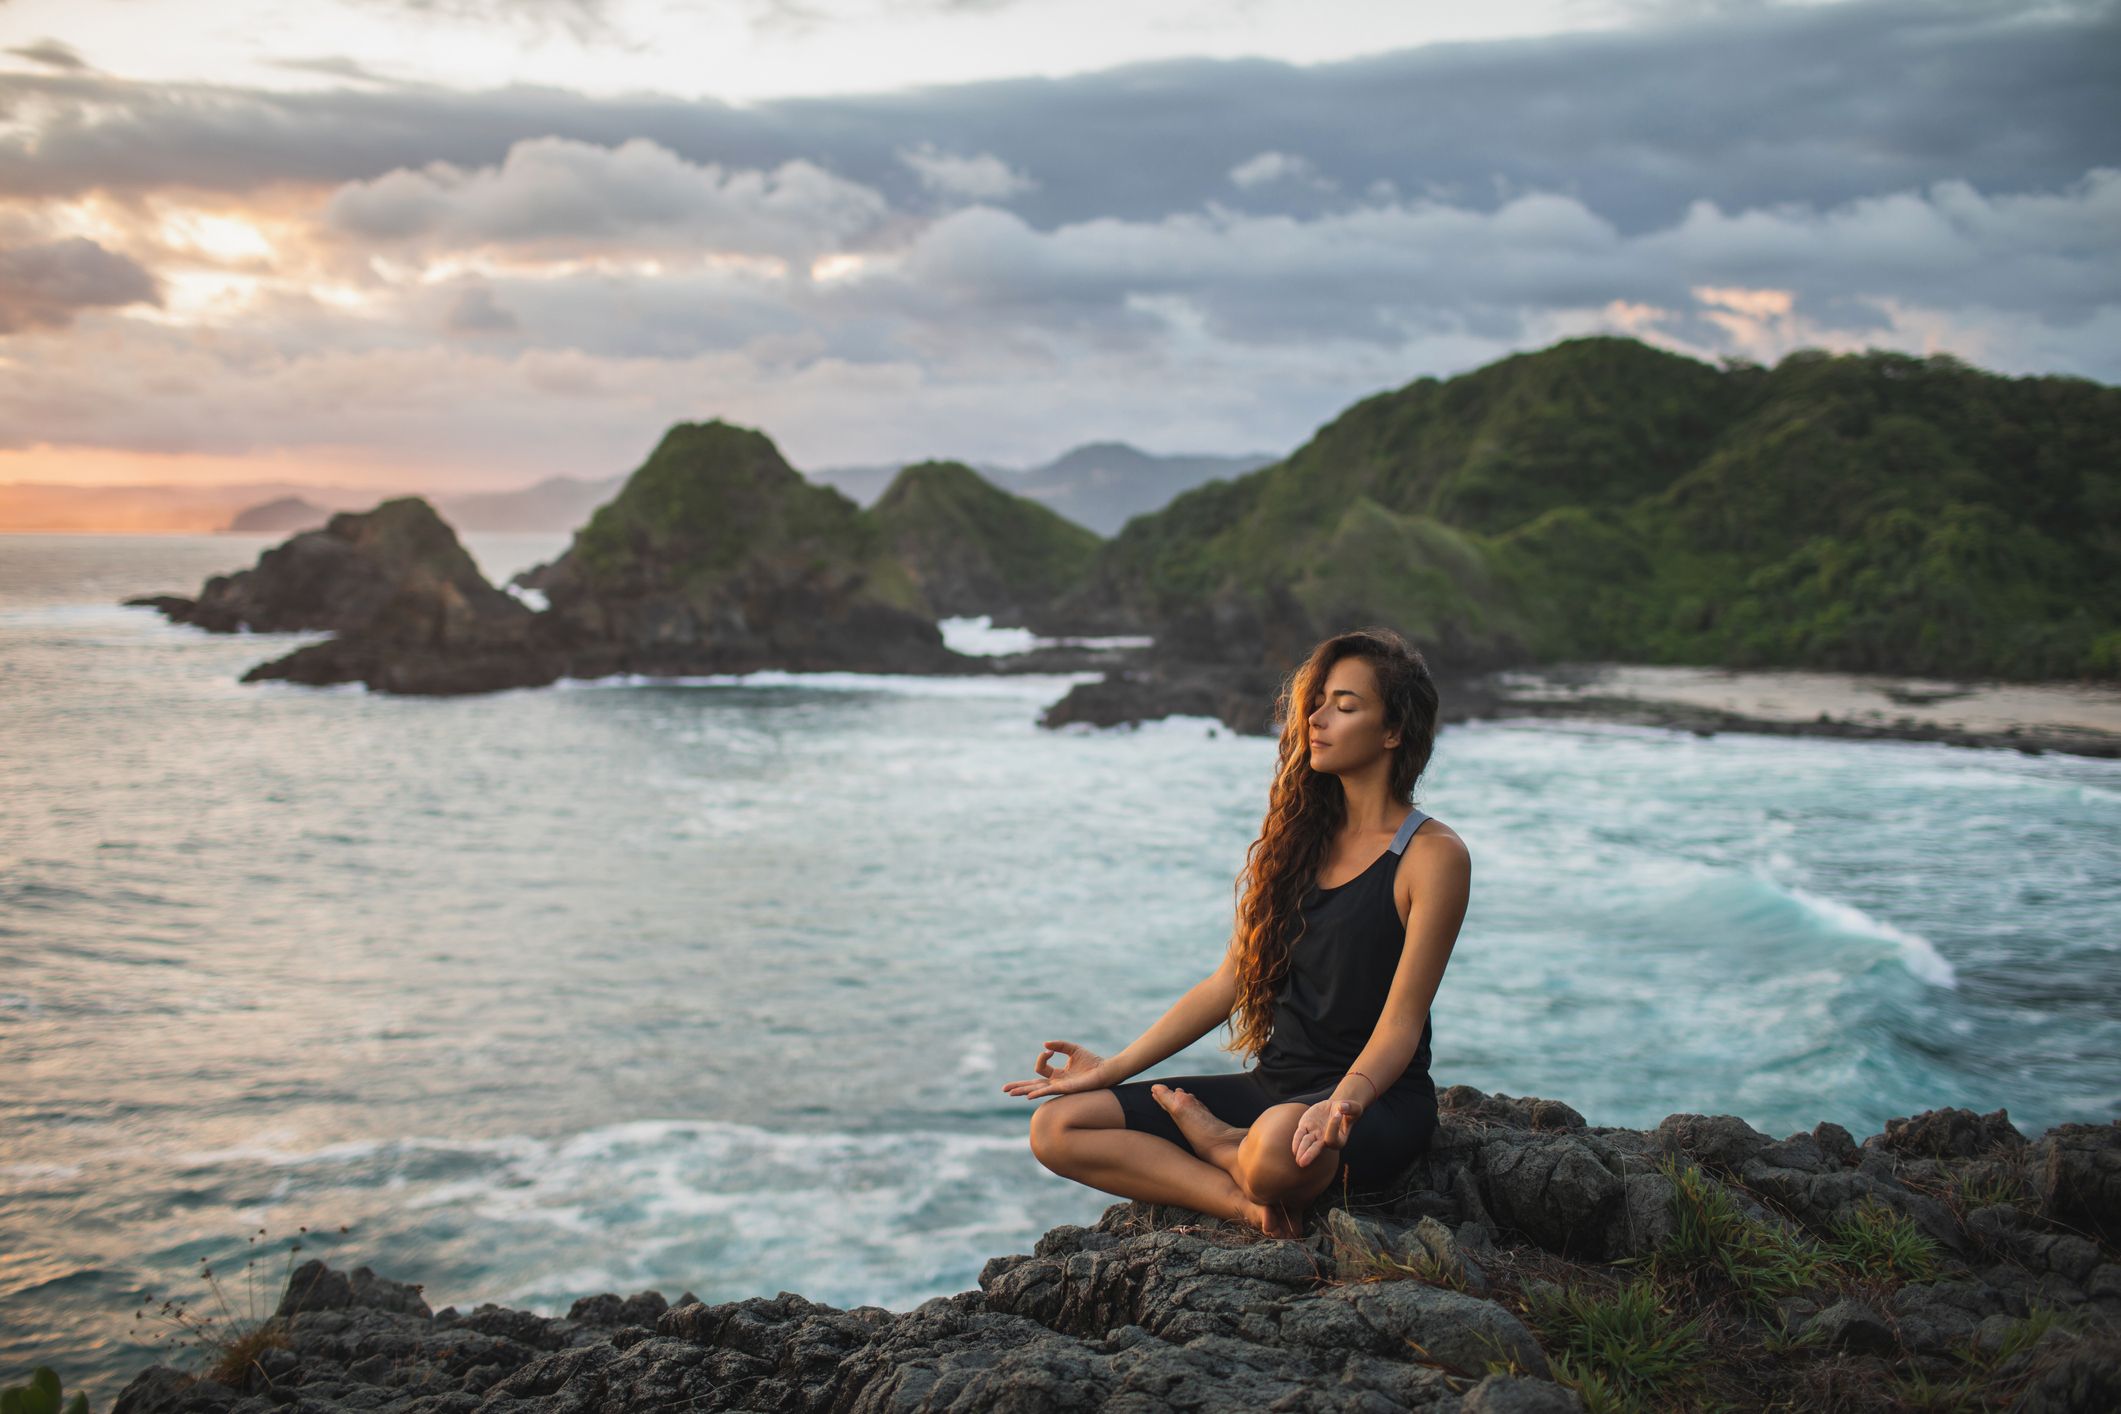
[1108,1067,1438,1197]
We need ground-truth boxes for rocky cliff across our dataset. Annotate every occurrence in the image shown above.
[511,421,970,678]
[109,1090,2120,1413]
[870,459,1101,627]
[123,425,1017,693]
[124,498,573,694]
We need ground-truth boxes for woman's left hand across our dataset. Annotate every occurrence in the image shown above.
[1291,1097,1361,1167]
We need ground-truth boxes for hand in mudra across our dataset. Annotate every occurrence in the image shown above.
[1001,1039,1112,1099]
[1291,1097,1361,1167]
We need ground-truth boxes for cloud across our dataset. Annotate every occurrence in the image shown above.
[341,0,631,47]
[9,160,2115,470]
[1228,151,1332,192]
[0,0,2111,235]
[3,38,92,72]
[896,141,1037,201]
[1,0,2117,479]
[323,136,894,259]
[443,284,519,334]
[0,236,161,332]
[266,56,417,85]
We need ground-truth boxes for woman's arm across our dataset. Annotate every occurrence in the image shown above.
[1100,933,1242,1085]
[1331,829,1472,1116]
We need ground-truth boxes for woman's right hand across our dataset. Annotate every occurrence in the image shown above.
[1001,1039,1114,1099]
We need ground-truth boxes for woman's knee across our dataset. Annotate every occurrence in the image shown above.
[1027,1091,1118,1167]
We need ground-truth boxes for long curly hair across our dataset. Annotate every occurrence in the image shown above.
[1222,626,1441,1061]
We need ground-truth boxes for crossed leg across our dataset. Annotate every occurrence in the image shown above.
[1027,1085,1346,1239]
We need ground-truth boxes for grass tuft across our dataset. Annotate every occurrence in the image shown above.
[1824,1199,1944,1286]
[1523,1276,1708,1409]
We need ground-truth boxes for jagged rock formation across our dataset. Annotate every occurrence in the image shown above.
[128,497,514,638]
[511,422,968,677]
[870,459,1101,627]
[123,425,1024,693]
[124,497,575,695]
[109,1091,2120,1413]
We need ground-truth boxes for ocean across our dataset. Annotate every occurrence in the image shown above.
[3,531,2117,1404]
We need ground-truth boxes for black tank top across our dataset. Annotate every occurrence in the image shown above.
[1254,807,1434,1100]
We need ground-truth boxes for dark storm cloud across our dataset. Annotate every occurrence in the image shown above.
[0,0,2112,235]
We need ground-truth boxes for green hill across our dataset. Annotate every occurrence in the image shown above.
[556,420,915,606]
[871,459,1101,623]
[526,420,951,669]
[1063,336,2120,680]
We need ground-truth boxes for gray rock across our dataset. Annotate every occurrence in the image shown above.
[1476,1132,1627,1258]
[1603,1172,1678,1258]
[1323,1278,1545,1375]
[1874,1107,2027,1159]
[1653,1113,1775,1174]
[1409,1215,1492,1295]
[1456,1372,1584,1411]
[2020,1341,2121,1414]
[1806,1299,1897,1355]
[101,1089,2121,1414]
[2034,1121,2121,1245]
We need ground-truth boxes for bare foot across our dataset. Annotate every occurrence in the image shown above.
[1239,1197,1305,1240]
[1150,1084,1245,1172]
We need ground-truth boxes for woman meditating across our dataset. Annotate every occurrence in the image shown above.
[1005,627,1470,1239]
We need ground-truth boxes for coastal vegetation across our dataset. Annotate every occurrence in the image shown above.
[1060,336,2121,680]
[871,458,1102,622]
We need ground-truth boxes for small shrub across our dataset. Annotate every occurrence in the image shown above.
[1887,1362,1986,1413]
[133,1223,347,1390]
[1,1366,89,1414]
[1946,1165,2035,1216]
[1987,1302,2072,1366]
[1826,1199,1943,1286]
[1656,1156,1833,1307]
[1543,1349,1635,1414]
[1523,1277,1707,1408]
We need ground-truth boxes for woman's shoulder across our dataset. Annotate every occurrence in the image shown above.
[1399,814,1469,871]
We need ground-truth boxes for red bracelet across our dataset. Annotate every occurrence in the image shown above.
[1345,1070,1377,1106]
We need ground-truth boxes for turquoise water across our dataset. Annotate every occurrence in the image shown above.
[3,532,2117,1403]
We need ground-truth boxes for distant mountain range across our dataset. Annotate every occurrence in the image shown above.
[808,442,1280,534]
[0,441,1279,537]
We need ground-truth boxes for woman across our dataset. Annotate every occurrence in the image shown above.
[1005,627,1470,1239]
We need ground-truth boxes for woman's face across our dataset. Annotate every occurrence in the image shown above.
[1306,655,1399,772]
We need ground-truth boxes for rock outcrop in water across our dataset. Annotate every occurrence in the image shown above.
[509,421,971,679]
[124,498,574,695]
[869,459,1101,627]
[109,1090,2120,1413]
[124,425,1029,692]
[127,497,516,639]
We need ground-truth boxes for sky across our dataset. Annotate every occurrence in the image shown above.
[0,0,2115,491]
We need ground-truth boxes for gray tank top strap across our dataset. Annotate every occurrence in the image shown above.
[1389,807,1429,854]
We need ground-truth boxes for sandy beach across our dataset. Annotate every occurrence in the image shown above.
[1471,662,2121,760]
